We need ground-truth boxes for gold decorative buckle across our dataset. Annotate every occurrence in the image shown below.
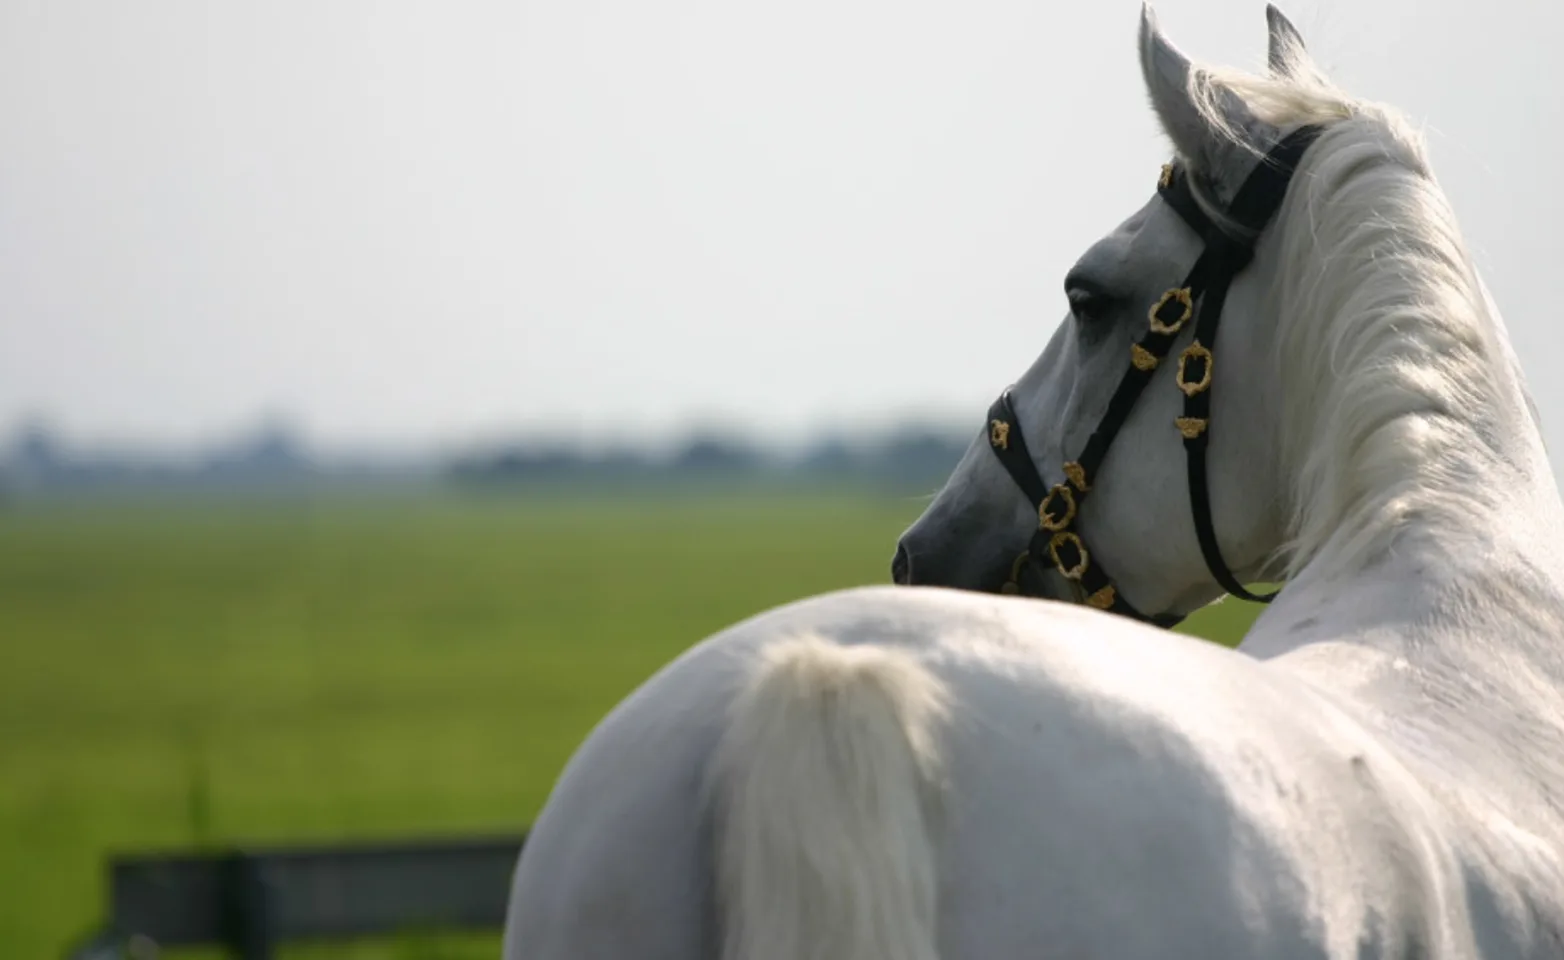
[1048,531,1090,581]
[1039,484,1077,532]
[1148,288,1194,335]
[1062,461,1089,492]
[1176,342,1213,397]
[1130,343,1159,371]
[1175,417,1208,439]
[989,419,1010,450]
[1085,585,1116,610]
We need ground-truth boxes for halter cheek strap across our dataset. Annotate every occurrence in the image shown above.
[984,125,1322,625]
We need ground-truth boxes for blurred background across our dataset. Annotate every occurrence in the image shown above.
[2,0,1557,956]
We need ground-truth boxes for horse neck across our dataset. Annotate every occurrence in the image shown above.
[1240,288,1564,836]
[1243,440,1564,848]
[1240,120,1564,686]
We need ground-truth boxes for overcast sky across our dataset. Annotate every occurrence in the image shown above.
[1,0,1559,460]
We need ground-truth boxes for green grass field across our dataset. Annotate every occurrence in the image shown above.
[0,493,1261,957]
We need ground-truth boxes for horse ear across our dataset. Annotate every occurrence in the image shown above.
[1137,3,1199,160]
[1144,1,1276,188]
[1265,4,1310,78]
[1138,2,1244,171]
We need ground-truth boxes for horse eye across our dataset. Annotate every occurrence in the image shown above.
[1066,286,1108,324]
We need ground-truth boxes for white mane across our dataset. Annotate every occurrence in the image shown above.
[1190,51,1545,580]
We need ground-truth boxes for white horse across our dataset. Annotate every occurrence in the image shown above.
[503,6,1564,958]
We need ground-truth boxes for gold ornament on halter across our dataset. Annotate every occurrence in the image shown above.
[1158,163,1174,189]
[989,419,1010,450]
[1176,342,1214,397]
[1175,416,1208,440]
[1039,484,1077,532]
[1063,461,1090,492]
[1001,550,1031,594]
[1085,585,1117,610]
[1048,531,1090,581]
[1148,287,1195,335]
[1130,343,1160,371]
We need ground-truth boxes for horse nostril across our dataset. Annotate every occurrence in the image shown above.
[891,544,912,585]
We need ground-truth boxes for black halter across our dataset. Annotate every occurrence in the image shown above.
[985,125,1322,627]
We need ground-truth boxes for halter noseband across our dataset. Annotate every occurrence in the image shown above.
[985,125,1322,628]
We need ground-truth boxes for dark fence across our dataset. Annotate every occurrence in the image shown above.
[66,833,527,960]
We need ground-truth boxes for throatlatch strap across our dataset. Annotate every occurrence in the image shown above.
[1171,127,1321,605]
[1178,239,1277,603]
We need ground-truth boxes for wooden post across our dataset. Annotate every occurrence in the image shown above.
[225,853,275,960]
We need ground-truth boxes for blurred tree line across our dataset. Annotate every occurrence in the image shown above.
[449,427,971,494]
[0,417,974,499]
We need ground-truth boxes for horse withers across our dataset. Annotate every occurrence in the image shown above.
[504,6,1564,958]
